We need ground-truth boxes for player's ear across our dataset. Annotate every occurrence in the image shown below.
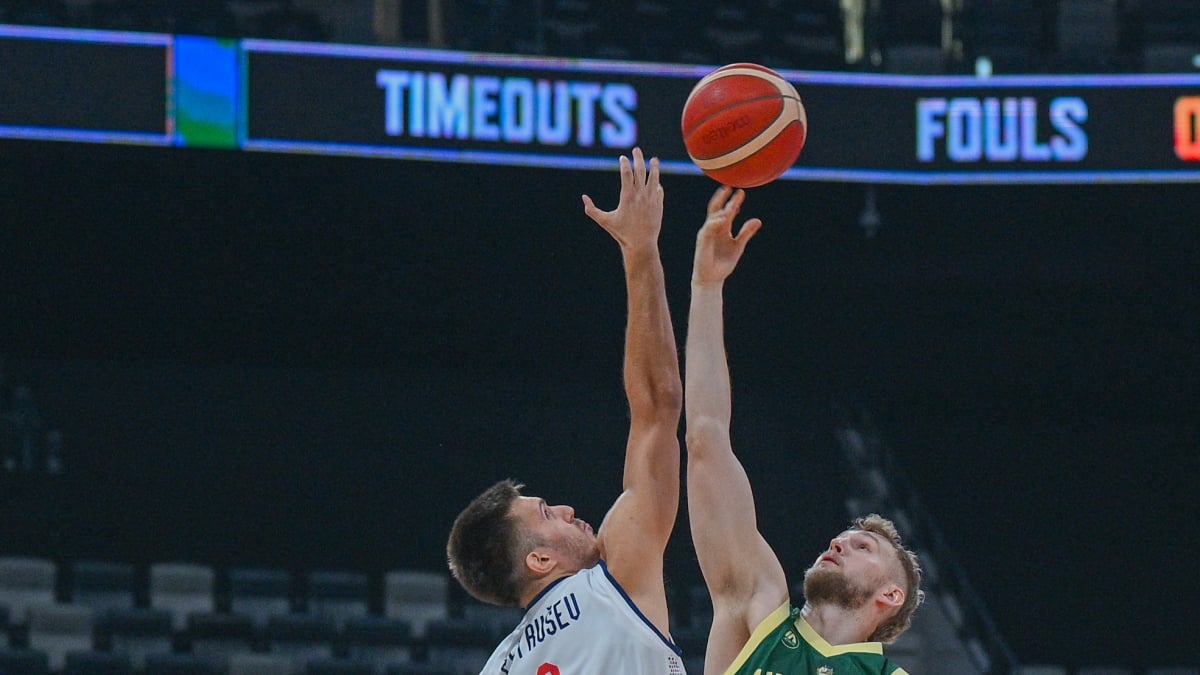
[525,549,556,575]
[877,584,905,610]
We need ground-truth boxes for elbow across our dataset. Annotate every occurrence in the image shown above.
[631,370,683,420]
[685,415,729,454]
[654,376,684,416]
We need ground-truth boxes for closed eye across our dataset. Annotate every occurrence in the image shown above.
[851,533,876,551]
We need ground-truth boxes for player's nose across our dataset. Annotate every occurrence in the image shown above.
[554,504,575,520]
[830,537,845,554]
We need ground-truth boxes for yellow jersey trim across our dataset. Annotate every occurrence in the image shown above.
[723,602,891,674]
[794,611,885,656]
[723,603,793,675]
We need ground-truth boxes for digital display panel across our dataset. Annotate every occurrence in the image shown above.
[0,24,170,145]
[241,41,1200,184]
[4,23,1199,184]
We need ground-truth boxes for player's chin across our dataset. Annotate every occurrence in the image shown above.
[804,563,841,583]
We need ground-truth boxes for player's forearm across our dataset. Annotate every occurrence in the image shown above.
[685,280,785,606]
[615,242,681,546]
[685,281,732,436]
[621,243,683,421]
[685,278,765,597]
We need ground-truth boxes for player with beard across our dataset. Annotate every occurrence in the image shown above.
[683,186,924,675]
[448,149,686,675]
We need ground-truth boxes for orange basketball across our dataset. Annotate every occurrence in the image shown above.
[681,63,807,188]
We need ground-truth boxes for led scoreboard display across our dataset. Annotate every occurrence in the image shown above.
[243,43,653,161]
[241,41,1200,183]
[0,25,170,144]
[3,23,1199,185]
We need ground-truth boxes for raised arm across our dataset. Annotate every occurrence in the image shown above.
[685,187,788,672]
[581,148,683,633]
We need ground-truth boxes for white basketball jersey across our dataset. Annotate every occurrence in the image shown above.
[477,562,687,675]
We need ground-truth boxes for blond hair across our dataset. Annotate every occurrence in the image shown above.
[851,514,924,643]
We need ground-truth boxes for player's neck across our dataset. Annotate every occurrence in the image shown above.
[518,569,577,608]
[801,601,878,645]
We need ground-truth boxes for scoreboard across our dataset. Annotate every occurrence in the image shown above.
[3,23,1199,185]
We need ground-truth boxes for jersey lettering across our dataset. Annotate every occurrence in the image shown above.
[481,564,682,674]
[522,592,581,652]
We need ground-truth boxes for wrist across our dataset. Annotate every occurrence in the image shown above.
[621,240,660,259]
[691,277,725,290]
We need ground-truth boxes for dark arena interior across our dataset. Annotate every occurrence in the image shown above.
[1,2,1198,674]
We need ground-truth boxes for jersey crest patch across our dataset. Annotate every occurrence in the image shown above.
[781,629,799,650]
[818,667,834,675]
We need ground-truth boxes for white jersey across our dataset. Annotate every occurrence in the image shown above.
[478,561,686,675]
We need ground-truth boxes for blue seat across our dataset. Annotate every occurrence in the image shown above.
[343,616,412,670]
[149,563,216,632]
[304,571,370,630]
[0,557,56,625]
[383,570,447,639]
[27,603,96,672]
[68,561,137,614]
[228,652,295,675]
[63,649,133,674]
[264,613,336,664]
[228,568,292,629]
[185,611,256,667]
[305,657,377,674]
[0,646,50,674]
[385,663,456,675]
[95,607,174,671]
[142,652,228,674]
[424,618,493,675]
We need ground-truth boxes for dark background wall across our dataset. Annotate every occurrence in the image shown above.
[1,138,1197,668]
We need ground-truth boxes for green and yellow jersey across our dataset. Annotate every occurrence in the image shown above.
[725,603,910,675]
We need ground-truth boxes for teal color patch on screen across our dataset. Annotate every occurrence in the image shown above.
[174,35,238,148]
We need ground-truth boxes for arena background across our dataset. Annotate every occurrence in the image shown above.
[1,2,1198,673]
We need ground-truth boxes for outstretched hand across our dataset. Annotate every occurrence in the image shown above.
[693,185,762,286]
[581,147,664,249]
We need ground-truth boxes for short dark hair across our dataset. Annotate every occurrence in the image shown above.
[446,479,533,607]
[852,514,924,643]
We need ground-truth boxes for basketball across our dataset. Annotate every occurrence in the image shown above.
[681,63,807,188]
